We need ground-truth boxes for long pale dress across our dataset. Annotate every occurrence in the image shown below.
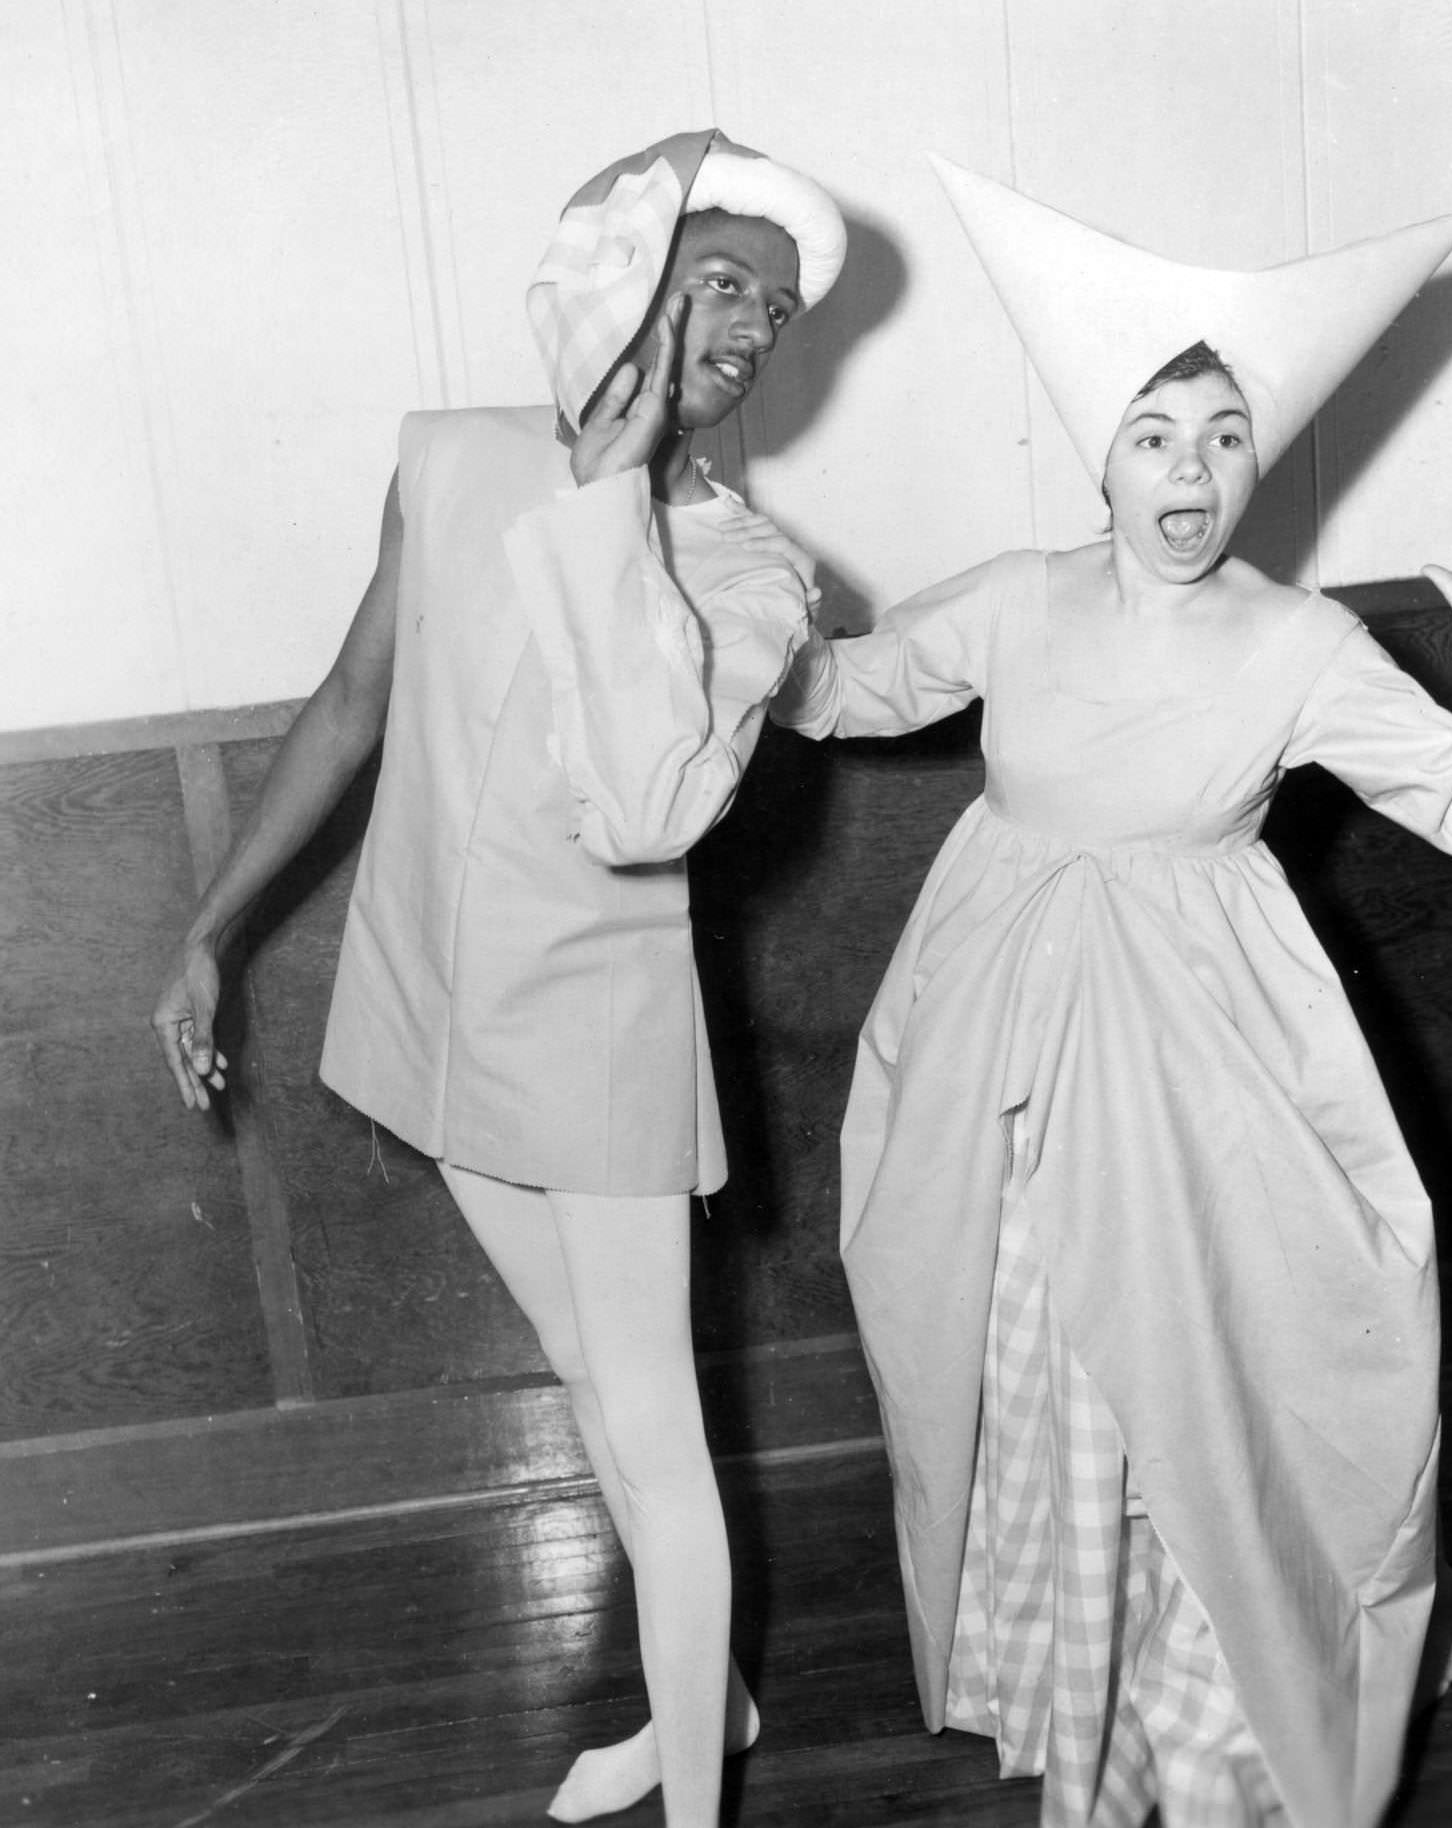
[771,548,1445,1828]
[320,407,808,1195]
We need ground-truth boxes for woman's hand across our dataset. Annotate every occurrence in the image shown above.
[721,510,822,611]
[152,939,229,1111]
[571,294,683,488]
[1422,564,1452,607]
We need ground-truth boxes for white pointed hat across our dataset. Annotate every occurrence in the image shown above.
[928,154,1452,479]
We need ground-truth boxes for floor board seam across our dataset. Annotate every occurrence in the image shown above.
[0,1437,887,1569]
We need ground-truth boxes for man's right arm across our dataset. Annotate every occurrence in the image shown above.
[152,468,403,1110]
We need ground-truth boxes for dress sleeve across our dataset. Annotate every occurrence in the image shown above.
[769,553,1015,740]
[1282,618,1452,851]
[503,467,807,865]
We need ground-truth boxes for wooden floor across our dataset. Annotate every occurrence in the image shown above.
[6,589,1452,1825]
[3,1446,1450,1828]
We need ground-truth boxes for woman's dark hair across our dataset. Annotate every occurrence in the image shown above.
[1133,339,1238,399]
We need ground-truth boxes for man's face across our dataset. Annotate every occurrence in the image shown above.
[634,211,802,429]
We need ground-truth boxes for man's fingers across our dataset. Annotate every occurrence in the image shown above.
[643,293,684,401]
[154,1020,201,1110]
[592,362,642,427]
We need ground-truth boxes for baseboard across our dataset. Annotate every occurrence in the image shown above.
[0,699,305,764]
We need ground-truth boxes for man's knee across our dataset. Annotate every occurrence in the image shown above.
[597,1389,713,1500]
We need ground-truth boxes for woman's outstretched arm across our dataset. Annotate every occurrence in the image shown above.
[151,469,403,1110]
[770,553,1019,741]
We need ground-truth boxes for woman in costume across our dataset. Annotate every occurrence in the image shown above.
[152,130,845,1827]
[772,161,1452,1827]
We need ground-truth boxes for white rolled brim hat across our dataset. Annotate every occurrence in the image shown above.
[529,129,846,432]
[928,154,1452,479]
[685,148,846,311]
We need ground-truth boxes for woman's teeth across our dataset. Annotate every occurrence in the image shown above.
[1160,509,1210,552]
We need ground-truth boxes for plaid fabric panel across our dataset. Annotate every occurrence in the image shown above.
[1093,1520,1287,1828]
[946,1189,1056,1763]
[943,1165,1283,1826]
[1041,1287,1133,1824]
[526,160,684,429]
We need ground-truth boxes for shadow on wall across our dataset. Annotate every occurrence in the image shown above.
[757,210,912,458]
[1237,268,1452,585]
[744,210,912,635]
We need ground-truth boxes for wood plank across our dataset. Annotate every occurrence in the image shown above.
[0,1340,882,1559]
[1333,577,1450,618]
[176,739,316,1405]
[174,741,234,895]
[0,750,272,1439]
[0,1454,938,1828]
[2,1449,1446,1827]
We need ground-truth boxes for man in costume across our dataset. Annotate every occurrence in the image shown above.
[154,130,845,1827]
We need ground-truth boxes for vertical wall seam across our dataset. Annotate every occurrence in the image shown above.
[414,0,472,400]
[62,0,192,705]
[375,0,436,403]
[393,0,454,404]
[700,0,719,121]
[1000,0,1039,549]
[1296,0,1326,585]
[699,0,758,498]
[376,0,468,407]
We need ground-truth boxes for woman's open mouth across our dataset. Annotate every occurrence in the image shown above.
[1158,508,1212,555]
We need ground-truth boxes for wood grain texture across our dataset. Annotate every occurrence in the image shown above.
[1,1450,1447,1826]
[0,749,201,1037]
[177,739,316,1404]
[6,585,1452,1571]
[0,1454,1019,1827]
[0,700,304,769]
[0,751,271,1438]
[0,1343,881,1560]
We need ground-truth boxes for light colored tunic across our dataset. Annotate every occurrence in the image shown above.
[321,407,808,1195]
[772,548,1444,1828]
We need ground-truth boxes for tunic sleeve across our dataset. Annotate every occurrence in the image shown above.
[503,466,807,865]
[1282,618,1452,851]
[770,552,1020,740]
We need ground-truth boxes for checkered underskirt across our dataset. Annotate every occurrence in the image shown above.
[945,1184,1286,1827]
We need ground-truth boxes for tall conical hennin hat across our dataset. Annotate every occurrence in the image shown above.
[928,154,1452,478]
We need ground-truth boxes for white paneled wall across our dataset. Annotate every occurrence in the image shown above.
[6,0,1452,731]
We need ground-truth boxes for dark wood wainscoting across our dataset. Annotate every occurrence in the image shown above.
[3,578,1451,1563]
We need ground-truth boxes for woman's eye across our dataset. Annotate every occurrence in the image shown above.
[1137,434,1164,450]
[704,274,740,295]
[1213,433,1242,449]
[769,305,790,327]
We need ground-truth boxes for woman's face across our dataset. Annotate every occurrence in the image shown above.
[1102,370,1259,584]
[634,212,802,430]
